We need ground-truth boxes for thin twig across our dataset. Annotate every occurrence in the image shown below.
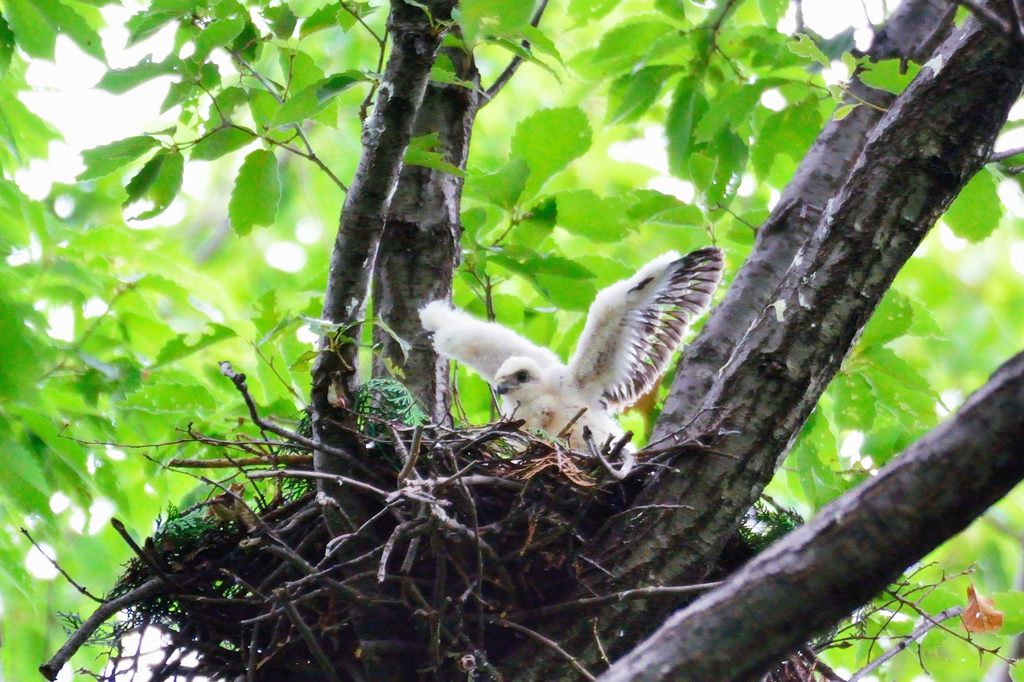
[487,617,598,681]
[482,0,552,103]
[20,528,104,603]
[281,597,341,681]
[168,454,313,468]
[515,582,722,620]
[848,606,964,681]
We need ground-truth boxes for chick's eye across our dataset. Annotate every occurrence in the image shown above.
[515,370,529,382]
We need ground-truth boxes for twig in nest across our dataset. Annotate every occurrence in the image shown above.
[280,597,341,681]
[486,617,598,681]
[168,454,313,468]
[583,428,635,480]
[396,424,424,482]
[218,361,375,478]
[556,407,588,439]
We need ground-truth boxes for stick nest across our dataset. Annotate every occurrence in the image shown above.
[57,376,648,681]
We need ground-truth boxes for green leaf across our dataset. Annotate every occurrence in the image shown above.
[190,127,253,161]
[464,158,529,210]
[5,0,56,58]
[0,13,17,74]
[98,58,178,94]
[263,4,297,38]
[831,372,876,431]
[757,0,788,25]
[273,71,364,126]
[588,20,673,75]
[38,0,105,60]
[78,136,161,181]
[858,58,920,95]
[667,77,708,176]
[943,169,1002,242]
[511,106,592,198]
[0,292,42,400]
[788,34,830,69]
[154,324,237,367]
[126,151,184,220]
[300,2,343,37]
[229,149,281,235]
[404,133,466,178]
[607,65,679,125]
[861,346,933,394]
[694,84,764,142]
[993,591,1024,634]
[194,16,245,61]
[627,189,704,226]
[456,0,534,45]
[860,290,914,348]
[568,0,619,25]
[161,80,198,112]
[556,190,633,242]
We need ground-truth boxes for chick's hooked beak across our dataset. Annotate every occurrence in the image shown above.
[495,379,514,396]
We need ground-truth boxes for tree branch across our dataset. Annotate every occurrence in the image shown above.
[654,0,954,436]
[598,351,1024,681]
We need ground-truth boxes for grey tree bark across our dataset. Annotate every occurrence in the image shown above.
[372,48,481,419]
[600,351,1024,682]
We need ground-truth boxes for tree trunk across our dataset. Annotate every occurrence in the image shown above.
[372,48,480,419]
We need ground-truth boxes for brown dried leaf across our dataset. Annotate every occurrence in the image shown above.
[962,583,1004,633]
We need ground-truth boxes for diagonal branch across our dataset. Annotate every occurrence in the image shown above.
[599,352,1024,681]
[653,0,954,436]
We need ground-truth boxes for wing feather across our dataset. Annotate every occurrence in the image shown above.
[419,301,561,382]
[567,247,724,408]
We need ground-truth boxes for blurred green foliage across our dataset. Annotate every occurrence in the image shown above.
[0,0,1022,679]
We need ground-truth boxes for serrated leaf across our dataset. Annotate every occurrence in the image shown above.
[404,133,466,177]
[154,324,237,367]
[456,0,534,45]
[229,149,281,235]
[757,0,787,25]
[607,65,678,125]
[788,34,830,68]
[131,151,184,220]
[557,190,633,242]
[568,0,619,24]
[860,290,913,348]
[667,77,707,176]
[190,127,253,161]
[943,169,1002,242]
[99,58,178,94]
[300,2,342,37]
[161,80,198,113]
[78,136,161,181]
[858,58,920,95]
[194,17,245,61]
[272,72,363,126]
[464,158,529,210]
[5,0,56,59]
[833,103,856,120]
[694,84,763,142]
[831,372,876,431]
[511,106,592,198]
[0,14,14,74]
[263,4,297,38]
